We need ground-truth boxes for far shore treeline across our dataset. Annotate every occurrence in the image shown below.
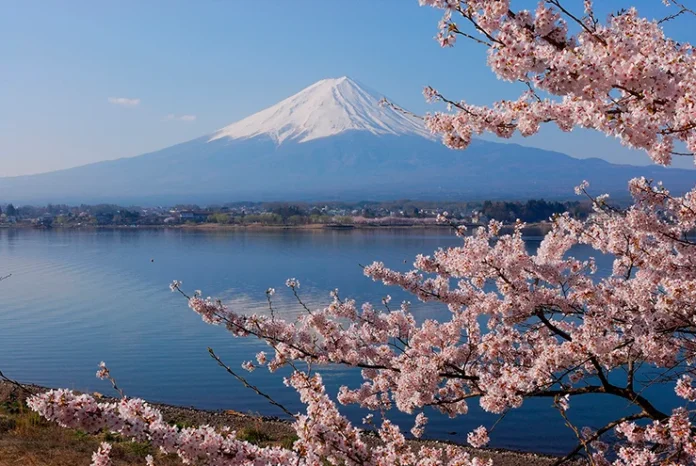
[0,199,593,228]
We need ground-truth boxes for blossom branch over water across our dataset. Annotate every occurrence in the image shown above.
[171,175,696,463]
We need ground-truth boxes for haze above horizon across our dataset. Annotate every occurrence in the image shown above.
[3,0,696,177]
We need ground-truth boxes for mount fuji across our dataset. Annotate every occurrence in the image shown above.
[210,76,433,144]
[1,77,694,204]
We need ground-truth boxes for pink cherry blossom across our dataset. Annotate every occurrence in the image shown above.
[96,361,110,380]
[419,1,696,166]
[467,426,490,448]
[91,442,112,466]
[411,412,428,438]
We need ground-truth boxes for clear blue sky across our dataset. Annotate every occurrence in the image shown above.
[2,0,694,176]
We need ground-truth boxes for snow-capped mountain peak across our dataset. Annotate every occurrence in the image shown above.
[208,76,433,144]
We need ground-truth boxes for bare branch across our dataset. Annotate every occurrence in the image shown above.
[379,98,424,120]
[0,370,32,395]
[208,347,296,419]
[658,1,696,24]
[546,0,606,45]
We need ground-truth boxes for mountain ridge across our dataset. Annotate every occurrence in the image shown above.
[1,77,694,205]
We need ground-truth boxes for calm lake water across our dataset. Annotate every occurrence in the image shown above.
[0,228,681,454]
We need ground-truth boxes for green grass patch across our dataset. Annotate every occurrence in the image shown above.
[279,434,299,450]
[170,419,194,430]
[14,411,47,430]
[0,399,22,415]
[122,440,153,457]
[103,431,122,443]
[237,426,272,445]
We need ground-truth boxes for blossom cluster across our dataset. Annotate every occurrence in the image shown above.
[27,371,491,466]
[27,387,300,466]
[419,1,696,165]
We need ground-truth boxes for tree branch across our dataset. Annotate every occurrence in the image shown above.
[208,347,296,419]
[552,411,650,466]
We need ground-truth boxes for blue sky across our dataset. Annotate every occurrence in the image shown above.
[2,0,695,176]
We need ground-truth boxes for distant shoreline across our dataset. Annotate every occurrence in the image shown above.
[0,221,554,236]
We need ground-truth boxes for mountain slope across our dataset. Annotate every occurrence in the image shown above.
[1,77,694,204]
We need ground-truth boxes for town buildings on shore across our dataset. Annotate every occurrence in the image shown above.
[0,199,592,228]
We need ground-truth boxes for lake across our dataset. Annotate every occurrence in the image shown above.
[0,227,680,455]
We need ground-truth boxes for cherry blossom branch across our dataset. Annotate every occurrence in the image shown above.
[96,362,125,399]
[658,1,696,24]
[419,0,696,164]
[286,280,313,315]
[546,0,604,43]
[378,98,424,120]
[552,411,651,466]
[453,5,504,46]
[555,402,595,465]
[449,23,493,46]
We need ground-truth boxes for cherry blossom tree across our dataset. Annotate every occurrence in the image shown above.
[28,1,696,465]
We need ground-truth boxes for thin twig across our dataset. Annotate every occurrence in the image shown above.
[551,411,650,465]
[556,403,595,465]
[104,374,126,399]
[658,1,696,24]
[290,287,313,315]
[97,362,126,399]
[208,347,296,419]
[379,98,424,120]
[546,0,606,45]
[173,283,191,300]
[488,409,509,434]
[266,291,276,321]
[451,27,492,46]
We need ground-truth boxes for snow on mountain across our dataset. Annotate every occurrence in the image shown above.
[208,76,434,144]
